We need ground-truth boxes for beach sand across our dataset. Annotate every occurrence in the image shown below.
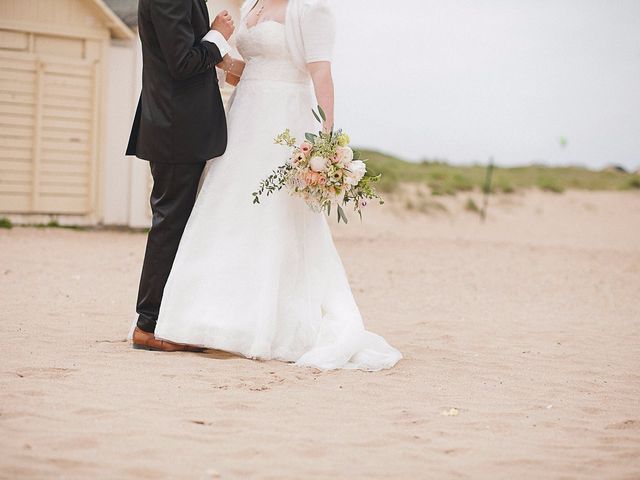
[1,190,639,479]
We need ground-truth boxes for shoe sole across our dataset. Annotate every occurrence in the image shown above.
[132,343,160,351]
[132,343,203,353]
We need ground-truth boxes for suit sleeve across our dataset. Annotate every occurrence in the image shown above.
[150,0,223,80]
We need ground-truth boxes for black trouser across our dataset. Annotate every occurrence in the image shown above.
[136,161,205,333]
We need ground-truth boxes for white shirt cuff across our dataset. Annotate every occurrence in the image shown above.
[202,30,231,58]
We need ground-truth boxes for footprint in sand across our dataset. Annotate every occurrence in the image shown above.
[74,407,112,417]
[606,420,640,430]
[15,367,77,379]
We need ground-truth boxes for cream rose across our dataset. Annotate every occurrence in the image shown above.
[309,155,328,172]
[335,146,354,167]
[345,160,366,186]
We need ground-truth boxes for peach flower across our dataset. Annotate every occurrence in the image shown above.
[300,142,312,155]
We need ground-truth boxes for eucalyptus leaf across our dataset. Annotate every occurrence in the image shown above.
[305,133,318,143]
[318,104,327,122]
[337,205,348,224]
[312,109,321,124]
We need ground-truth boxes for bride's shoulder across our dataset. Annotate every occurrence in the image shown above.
[299,0,334,21]
[301,0,332,11]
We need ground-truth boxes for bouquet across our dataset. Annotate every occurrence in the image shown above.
[252,106,383,223]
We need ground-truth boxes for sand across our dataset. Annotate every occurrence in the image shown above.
[1,189,639,479]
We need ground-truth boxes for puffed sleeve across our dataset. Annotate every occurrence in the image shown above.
[301,0,336,63]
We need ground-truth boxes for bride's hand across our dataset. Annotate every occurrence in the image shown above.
[308,62,335,134]
[217,56,246,85]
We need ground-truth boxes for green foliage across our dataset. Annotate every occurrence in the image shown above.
[405,198,448,214]
[360,149,636,195]
[625,176,640,190]
[465,198,480,213]
[537,176,565,193]
[494,177,515,193]
[0,218,12,229]
[252,163,293,204]
[274,129,296,147]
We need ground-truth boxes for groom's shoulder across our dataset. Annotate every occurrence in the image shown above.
[141,0,191,8]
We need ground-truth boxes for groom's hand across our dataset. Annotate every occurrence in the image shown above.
[212,11,235,40]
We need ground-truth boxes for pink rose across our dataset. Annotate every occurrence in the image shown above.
[299,172,310,187]
[305,171,322,185]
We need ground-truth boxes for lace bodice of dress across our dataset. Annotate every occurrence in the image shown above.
[235,21,309,84]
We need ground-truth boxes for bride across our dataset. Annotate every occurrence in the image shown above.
[153,0,402,371]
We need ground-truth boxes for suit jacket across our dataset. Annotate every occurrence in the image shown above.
[126,0,227,164]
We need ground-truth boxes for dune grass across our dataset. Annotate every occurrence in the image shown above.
[357,149,640,195]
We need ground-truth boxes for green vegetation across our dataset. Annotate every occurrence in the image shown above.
[358,149,639,195]
[0,218,13,229]
[405,197,448,214]
[31,219,86,230]
[536,176,565,193]
[465,198,480,213]
[627,176,640,190]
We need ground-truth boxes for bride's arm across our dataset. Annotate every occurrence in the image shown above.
[217,56,246,86]
[308,61,334,133]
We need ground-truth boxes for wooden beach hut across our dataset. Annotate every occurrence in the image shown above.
[0,0,243,227]
[0,0,134,224]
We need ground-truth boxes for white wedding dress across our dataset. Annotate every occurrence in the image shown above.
[153,19,402,371]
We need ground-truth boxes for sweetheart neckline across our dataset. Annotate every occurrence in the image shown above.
[244,19,286,32]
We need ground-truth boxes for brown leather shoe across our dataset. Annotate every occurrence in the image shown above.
[132,327,203,352]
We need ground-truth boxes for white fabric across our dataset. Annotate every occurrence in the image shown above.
[240,0,335,72]
[154,20,401,371]
[201,30,230,91]
[202,29,232,58]
[215,67,226,86]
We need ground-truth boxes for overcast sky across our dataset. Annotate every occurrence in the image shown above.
[328,0,640,169]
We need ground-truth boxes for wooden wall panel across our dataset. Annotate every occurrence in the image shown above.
[38,59,95,214]
[0,51,97,215]
[0,0,104,38]
[34,35,84,59]
[0,52,36,212]
[0,30,29,51]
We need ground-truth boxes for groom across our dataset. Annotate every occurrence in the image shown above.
[126,0,235,351]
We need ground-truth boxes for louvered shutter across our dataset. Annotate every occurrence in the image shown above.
[0,50,98,214]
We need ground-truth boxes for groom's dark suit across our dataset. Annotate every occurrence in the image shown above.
[126,0,228,333]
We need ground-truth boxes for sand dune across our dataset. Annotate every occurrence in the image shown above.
[1,190,639,479]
